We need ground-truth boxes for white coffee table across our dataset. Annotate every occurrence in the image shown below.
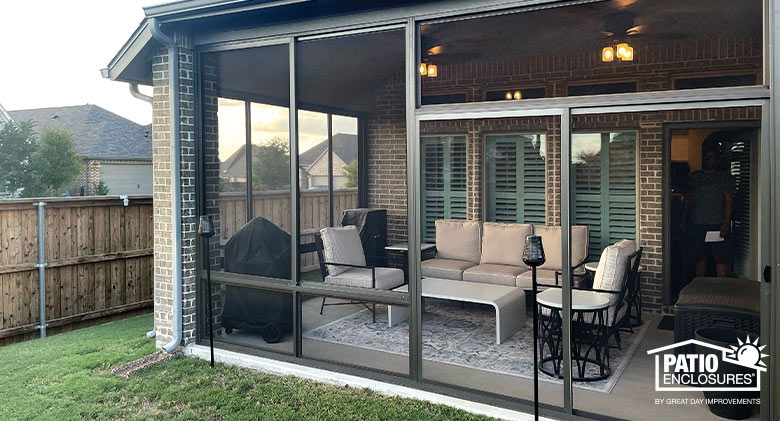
[387,277,526,344]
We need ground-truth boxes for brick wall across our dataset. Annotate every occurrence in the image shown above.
[150,33,199,348]
[366,74,408,243]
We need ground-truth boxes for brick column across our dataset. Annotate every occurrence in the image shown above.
[150,33,198,348]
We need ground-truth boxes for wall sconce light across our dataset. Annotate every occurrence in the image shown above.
[621,45,634,61]
[601,46,614,62]
[616,43,634,61]
[427,64,438,77]
[505,91,513,100]
[513,90,522,100]
[419,62,427,76]
[602,43,635,62]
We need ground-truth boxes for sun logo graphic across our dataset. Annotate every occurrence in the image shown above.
[647,334,768,392]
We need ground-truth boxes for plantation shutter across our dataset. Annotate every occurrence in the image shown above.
[421,136,467,242]
[729,133,752,277]
[573,132,637,260]
[486,134,546,224]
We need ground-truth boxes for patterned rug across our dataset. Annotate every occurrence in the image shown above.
[304,299,650,393]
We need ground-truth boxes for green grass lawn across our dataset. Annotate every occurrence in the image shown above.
[0,314,492,420]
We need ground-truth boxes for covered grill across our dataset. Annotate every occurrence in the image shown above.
[221,217,293,343]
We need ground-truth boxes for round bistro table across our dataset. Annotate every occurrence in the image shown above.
[536,288,612,381]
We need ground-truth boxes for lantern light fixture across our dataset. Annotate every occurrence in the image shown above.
[419,62,427,76]
[602,42,635,62]
[427,64,438,77]
[602,46,614,62]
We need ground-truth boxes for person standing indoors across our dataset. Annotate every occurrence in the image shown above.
[681,134,736,278]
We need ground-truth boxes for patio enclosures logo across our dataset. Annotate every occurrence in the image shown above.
[647,336,768,392]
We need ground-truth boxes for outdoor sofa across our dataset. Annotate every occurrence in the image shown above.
[421,220,590,289]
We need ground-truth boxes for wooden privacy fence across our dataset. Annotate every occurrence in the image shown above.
[219,188,359,271]
[0,196,153,343]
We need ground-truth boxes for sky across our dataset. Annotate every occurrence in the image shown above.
[0,1,357,159]
[0,1,157,125]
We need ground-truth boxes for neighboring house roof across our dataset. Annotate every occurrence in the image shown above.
[220,133,357,179]
[298,133,358,169]
[220,144,258,179]
[8,105,152,161]
[0,102,12,125]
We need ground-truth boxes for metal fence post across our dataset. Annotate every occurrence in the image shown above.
[33,201,47,338]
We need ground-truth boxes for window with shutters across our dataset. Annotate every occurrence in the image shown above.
[572,132,637,260]
[485,134,546,225]
[421,136,467,242]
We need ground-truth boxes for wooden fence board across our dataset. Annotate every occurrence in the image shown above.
[0,197,153,343]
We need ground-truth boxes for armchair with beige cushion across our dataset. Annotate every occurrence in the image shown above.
[315,226,405,322]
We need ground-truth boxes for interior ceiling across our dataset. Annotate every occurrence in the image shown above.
[421,0,762,63]
[216,0,762,113]
[217,30,404,114]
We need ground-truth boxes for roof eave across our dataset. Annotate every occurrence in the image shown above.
[143,0,310,20]
[102,19,159,85]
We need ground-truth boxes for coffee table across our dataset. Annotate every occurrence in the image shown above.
[387,277,526,344]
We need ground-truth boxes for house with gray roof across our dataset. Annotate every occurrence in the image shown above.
[297,133,358,189]
[9,104,152,195]
[220,133,358,190]
[0,102,12,126]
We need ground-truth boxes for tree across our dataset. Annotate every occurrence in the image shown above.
[24,128,84,197]
[343,160,358,188]
[252,136,291,191]
[94,180,110,195]
[0,120,38,192]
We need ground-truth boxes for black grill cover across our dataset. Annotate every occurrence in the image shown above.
[221,217,292,342]
[341,208,387,267]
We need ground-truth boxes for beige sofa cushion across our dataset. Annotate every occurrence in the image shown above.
[516,269,560,289]
[463,264,528,287]
[320,226,366,276]
[534,225,589,271]
[434,220,481,263]
[325,267,405,290]
[480,222,533,267]
[421,258,476,280]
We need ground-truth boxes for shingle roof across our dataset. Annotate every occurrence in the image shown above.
[0,102,12,125]
[298,133,358,168]
[8,104,151,161]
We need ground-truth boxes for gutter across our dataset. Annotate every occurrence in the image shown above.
[149,17,183,353]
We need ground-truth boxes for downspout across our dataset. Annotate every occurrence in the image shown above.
[149,18,182,353]
[129,83,153,104]
[129,82,155,339]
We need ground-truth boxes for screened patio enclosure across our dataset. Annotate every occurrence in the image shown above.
[100,0,779,419]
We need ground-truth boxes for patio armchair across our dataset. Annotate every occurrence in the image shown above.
[315,226,404,322]
[542,240,643,349]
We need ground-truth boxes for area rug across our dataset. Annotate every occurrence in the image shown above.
[303,299,650,393]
